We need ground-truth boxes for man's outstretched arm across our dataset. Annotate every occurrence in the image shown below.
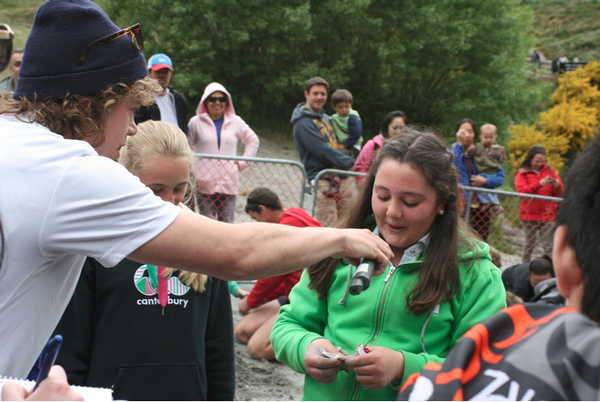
[129,209,392,281]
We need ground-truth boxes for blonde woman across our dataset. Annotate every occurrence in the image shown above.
[52,121,235,401]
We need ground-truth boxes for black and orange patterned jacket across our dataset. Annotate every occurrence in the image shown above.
[399,304,600,401]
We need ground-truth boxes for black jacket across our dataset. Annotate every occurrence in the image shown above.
[135,87,190,135]
[53,258,235,401]
[502,262,534,302]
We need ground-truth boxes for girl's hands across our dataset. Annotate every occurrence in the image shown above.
[304,339,343,384]
[235,288,249,299]
[345,346,405,389]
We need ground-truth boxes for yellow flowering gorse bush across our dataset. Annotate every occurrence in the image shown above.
[509,60,600,173]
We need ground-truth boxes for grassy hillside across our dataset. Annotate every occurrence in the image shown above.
[528,0,600,62]
[0,0,40,48]
[0,0,42,79]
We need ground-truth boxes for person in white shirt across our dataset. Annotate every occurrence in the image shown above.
[0,0,392,391]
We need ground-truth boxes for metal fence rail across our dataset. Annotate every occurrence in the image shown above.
[188,153,563,266]
[191,154,307,223]
[309,170,563,265]
[309,169,364,227]
[459,186,562,266]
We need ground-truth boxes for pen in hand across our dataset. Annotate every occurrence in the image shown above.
[32,334,63,392]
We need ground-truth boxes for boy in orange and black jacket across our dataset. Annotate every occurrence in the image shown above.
[399,133,600,401]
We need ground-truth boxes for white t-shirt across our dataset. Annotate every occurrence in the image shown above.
[0,115,181,378]
[155,89,179,127]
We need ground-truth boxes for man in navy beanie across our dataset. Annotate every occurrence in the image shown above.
[0,1,392,397]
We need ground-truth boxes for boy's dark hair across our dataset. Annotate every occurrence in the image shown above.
[556,134,600,321]
[380,110,407,139]
[331,89,353,106]
[304,76,329,93]
[245,187,284,214]
[455,118,478,138]
[529,255,554,277]
[505,290,523,307]
[520,145,546,170]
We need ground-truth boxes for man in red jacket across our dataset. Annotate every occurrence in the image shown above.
[235,187,323,361]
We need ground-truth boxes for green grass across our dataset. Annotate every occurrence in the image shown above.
[0,0,42,47]
[0,0,43,79]
[527,0,600,62]
[488,219,516,255]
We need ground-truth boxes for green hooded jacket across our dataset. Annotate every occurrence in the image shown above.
[271,236,506,401]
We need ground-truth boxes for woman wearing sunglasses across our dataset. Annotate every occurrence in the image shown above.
[188,83,260,223]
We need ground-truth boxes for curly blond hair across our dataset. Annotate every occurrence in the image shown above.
[0,77,161,147]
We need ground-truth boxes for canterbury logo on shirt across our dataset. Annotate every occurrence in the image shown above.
[134,264,191,308]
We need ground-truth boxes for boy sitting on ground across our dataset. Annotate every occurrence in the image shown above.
[502,255,554,302]
[235,188,323,361]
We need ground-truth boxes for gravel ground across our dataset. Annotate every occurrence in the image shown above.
[231,282,304,401]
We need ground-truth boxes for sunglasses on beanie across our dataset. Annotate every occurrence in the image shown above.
[77,23,143,67]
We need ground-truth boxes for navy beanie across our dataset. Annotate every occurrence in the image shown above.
[14,0,147,100]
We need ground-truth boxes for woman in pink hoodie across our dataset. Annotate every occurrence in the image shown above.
[188,82,260,222]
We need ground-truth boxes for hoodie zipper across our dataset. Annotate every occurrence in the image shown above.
[350,264,397,401]
[369,265,396,347]
[350,261,417,401]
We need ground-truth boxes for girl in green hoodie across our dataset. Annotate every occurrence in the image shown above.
[271,130,506,401]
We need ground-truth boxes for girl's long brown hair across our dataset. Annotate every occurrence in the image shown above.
[308,129,476,315]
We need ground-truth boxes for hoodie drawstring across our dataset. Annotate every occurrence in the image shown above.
[338,264,354,305]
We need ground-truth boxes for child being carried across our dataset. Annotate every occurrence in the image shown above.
[465,123,506,217]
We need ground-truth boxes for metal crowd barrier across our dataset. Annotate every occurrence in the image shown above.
[309,170,563,266]
[309,169,364,227]
[460,186,562,266]
[188,153,563,267]
[190,154,306,223]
